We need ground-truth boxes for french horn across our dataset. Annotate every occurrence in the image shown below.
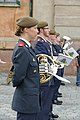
[36,54,54,83]
[36,54,70,83]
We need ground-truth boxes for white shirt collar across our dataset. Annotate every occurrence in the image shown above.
[46,39,52,45]
[20,38,31,47]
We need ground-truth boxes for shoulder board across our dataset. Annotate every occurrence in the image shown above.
[18,41,24,47]
[36,38,45,43]
[36,38,41,42]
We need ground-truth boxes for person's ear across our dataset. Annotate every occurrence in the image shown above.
[24,28,28,33]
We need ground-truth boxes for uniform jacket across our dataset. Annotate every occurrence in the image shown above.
[53,43,64,76]
[12,39,40,113]
[53,43,63,54]
[34,36,51,56]
[34,35,54,86]
[52,44,58,56]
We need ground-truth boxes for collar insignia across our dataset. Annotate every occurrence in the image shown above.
[37,38,41,42]
[18,41,24,47]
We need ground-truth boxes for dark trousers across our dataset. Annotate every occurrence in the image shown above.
[52,69,62,100]
[17,112,37,120]
[36,86,54,120]
[61,68,64,77]
[53,78,61,100]
[76,66,80,84]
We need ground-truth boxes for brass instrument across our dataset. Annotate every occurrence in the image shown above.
[62,36,73,51]
[6,65,14,85]
[6,71,13,85]
[36,54,70,83]
[37,54,54,83]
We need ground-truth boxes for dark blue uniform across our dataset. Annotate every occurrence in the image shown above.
[54,44,64,77]
[34,36,54,120]
[52,43,64,101]
[12,39,40,120]
[49,43,62,115]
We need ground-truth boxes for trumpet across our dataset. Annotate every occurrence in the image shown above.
[62,36,73,51]
[63,41,73,50]
[36,54,70,83]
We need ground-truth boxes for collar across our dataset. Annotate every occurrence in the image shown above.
[20,38,31,47]
[46,39,52,45]
[53,41,59,45]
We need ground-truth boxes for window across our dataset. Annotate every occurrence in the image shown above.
[0,0,17,2]
[0,0,20,6]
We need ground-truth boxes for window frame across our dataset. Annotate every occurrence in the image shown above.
[0,0,20,7]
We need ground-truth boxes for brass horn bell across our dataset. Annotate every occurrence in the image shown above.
[36,54,54,83]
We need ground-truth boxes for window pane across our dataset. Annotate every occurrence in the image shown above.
[0,0,4,2]
[5,0,17,2]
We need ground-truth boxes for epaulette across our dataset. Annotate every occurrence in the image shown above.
[18,41,24,47]
[36,38,41,42]
[36,38,45,43]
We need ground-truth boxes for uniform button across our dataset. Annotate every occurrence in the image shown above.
[48,50,50,52]
[34,70,36,73]
[33,58,35,61]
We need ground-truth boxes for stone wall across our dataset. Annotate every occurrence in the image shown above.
[33,0,55,28]
[54,0,80,39]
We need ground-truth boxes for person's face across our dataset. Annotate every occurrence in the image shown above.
[27,25,38,41]
[56,36,61,43]
[49,34,57,42]
[43,26,50,37]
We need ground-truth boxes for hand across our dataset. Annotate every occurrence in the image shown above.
[49,64,58,75]
[59,63,64,69]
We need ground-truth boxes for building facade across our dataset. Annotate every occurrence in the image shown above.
[0,0,80,75]
[0,0,30,71]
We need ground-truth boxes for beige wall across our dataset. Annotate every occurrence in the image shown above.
[55,0,80,5]
[33,0,80,39]
[33,0,55,28]
[54,0,80,39]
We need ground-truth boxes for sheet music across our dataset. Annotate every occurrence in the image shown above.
[56,53,72,66]
[65,47,79,59]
